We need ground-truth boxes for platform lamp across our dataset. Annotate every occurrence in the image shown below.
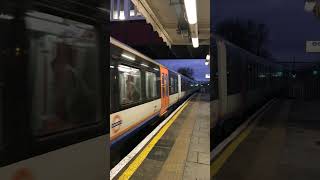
[205,54,210,66]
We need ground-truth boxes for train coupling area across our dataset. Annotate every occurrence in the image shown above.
[111,93,210,180]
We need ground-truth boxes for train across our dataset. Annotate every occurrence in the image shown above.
[0,1,109,179]
[211,37,288,148]
[110,37,199,147]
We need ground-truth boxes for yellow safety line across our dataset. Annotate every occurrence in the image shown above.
[211,121,256,177]
[118,101,190,180]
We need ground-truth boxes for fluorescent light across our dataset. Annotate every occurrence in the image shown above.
[205,62,209,66]
[206,54,210,61]
[110,66,114,68]
[113,11,118,19]
[130,10,135,16]
[119,11,125,20]
[153,68,159,71]
[184,0,197,24]
[141,63,149,67]
[121,53,135,61]
[192,37,199,48]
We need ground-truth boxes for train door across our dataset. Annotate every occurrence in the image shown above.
[160,66,169,115]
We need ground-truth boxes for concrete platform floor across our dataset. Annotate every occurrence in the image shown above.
[130,93,210,180]
[214,99,320,180]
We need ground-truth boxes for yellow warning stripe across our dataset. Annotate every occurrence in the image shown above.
[211,121,256,177]
[118,101,190,180]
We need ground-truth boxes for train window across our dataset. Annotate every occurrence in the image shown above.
[110,65,115,113]
[170,77,174,94]
[0,83,3,148]
[174,77,178,93]
[26,11,100,136]
[145,71,157,99]
[166,74,169,96]
[118,65,141,104]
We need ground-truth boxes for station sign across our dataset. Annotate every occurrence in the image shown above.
[306,41,320,52]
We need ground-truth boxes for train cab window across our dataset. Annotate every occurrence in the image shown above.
[26,11,100,136]
[145,71,157,99]
[118,65,141,104]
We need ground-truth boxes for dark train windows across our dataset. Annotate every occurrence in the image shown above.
[165,74,169,96]
[26,11,100,136]
[118,65,141,104]
[169,73,178,95]
[226,45,242,95]
[174,78,178,93]
[170,76,174,94]
[146,71,157,99]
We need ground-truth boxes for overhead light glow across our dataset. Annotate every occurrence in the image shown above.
[192,37,199,48]
[121,53,135,61]
[141,63,149,67]
[119,11,125,20]
[206,54,210,61]
[205,62,209,66]
[184,0,198,24]
[110,66,114,68]
[153,68,159,71]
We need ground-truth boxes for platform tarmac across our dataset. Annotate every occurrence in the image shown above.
[116,93,210,180]
[213,99,320,180]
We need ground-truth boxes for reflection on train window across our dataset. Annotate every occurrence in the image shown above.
[118,65,141,104]
[174,78,178,93]
[146,71,157,99]
[26,11,100,136]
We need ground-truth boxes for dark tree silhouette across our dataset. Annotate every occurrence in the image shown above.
[178,67,194,79]
[215,18,272,58]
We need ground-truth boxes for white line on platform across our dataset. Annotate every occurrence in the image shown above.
[110,94,195,179]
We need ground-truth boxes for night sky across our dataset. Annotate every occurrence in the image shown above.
[156,59,210,82]
[212,0,320,62]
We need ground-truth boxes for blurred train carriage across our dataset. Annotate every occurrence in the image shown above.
[0,1,108,179]
[211,37,287,148]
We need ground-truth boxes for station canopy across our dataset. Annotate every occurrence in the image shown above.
[131,0,210,47]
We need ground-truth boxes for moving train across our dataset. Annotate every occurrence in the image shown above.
[211,37,287,148]
[110,37,198,146]
[0,1,108,179]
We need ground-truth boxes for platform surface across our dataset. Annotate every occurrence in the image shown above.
[214,99,320,180]
[120,93,210,180]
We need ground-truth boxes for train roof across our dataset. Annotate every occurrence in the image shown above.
[110,36,197,82]
[213,35,283,69]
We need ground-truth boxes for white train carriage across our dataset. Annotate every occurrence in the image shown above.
[110,37,198,146]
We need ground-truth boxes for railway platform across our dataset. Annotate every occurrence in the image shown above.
[112,93,210,180]
[212,99,320,180]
